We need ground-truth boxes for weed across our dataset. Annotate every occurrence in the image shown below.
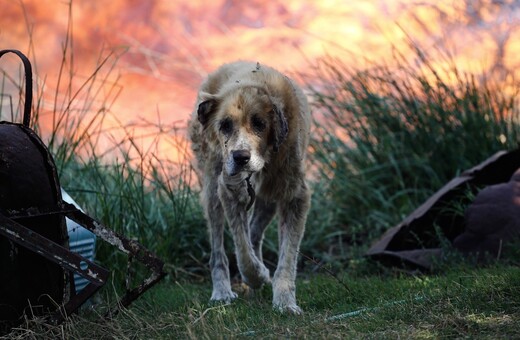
[304,41,520,265]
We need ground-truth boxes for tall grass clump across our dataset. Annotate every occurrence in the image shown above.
[42,51,207,282]
[303,43,520,263]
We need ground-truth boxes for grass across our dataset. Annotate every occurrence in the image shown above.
[304,42,520,261]
[4,263,520,339]
[2,3,520,338]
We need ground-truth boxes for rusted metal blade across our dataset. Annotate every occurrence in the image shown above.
[3,203,167,315]
[0,212,109,324]
[62,202,165,275]
[0,213,108,285]
[62,203,166,314]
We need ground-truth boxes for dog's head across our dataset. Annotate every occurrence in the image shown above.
[197,86,288,176]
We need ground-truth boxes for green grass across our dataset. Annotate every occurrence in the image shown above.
[6,264,520,339]
[304,44,520,262]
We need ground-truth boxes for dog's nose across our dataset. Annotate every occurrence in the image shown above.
[232,150,251,166]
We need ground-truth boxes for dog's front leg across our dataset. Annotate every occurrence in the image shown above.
[249,197,276,262]
[272,183,310,314]
[202,177,237,303]
[218,173,270,289]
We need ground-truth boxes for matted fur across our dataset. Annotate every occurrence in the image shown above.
[188,61,311,314]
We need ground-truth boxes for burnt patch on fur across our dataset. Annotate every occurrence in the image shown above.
[271,104,288,152]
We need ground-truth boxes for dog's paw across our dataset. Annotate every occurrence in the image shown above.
[241,261,270,289]
[273,302,303,315]
[272,280,302,315]
[210,289,238,303]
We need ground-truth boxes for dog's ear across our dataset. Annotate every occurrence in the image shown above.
[271,104,288,152]
[197,93,218,127]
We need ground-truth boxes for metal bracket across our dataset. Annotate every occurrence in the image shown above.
[0,212,109,324]
[62,202,166,316]
[1,203,166,323]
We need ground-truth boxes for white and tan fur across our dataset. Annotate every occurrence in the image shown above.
[188,61,311,314]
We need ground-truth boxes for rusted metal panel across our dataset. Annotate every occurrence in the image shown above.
[366,148,520,268]
[2,202,167,324]
[0,212,108,324]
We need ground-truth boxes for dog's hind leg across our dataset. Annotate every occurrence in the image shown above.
[249,197,276,262]
[202,176,237,303]
[272,182,310,314]
[218,174,271,289]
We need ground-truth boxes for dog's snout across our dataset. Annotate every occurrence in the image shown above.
[232,150,251,166]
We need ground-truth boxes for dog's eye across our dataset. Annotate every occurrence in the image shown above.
[251,115,266,133]
[219,118,233,135]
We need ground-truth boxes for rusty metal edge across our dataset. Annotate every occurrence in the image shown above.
[4,202,167,317]
[0,212,109,324]
[63,203,166,316]
[366,148,520,267]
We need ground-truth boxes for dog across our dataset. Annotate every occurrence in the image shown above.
[188,61,311,314]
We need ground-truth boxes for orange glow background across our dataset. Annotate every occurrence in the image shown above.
[1,0,519,165]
